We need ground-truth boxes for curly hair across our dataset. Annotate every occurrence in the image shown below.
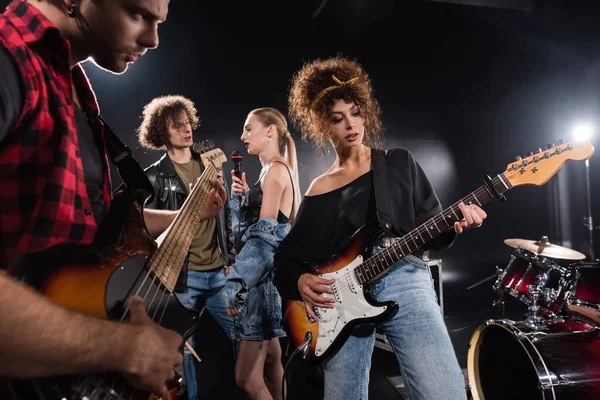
[288,56,382,149]
[137,95,200,150]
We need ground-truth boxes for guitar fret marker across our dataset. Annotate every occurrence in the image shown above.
[410,235,418,247]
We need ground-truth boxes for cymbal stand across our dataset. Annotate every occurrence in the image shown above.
[523,284,547,330]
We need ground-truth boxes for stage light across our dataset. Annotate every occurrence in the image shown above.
[571,123,595,141]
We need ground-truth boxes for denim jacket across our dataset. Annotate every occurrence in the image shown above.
[230,188,250,251]
[225,216,291,307]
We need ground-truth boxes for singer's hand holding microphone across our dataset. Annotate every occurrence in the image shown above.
[231,150,248,196]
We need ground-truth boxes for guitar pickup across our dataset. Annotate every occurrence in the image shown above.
[306,306,320,323]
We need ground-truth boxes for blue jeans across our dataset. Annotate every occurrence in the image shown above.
[323,255,466,400]
[175,268,234,400]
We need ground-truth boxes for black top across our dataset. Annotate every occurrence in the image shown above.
[283,171,375,262]
[0,45,106,225]
[246,161,295,226]
[272,171,376,285]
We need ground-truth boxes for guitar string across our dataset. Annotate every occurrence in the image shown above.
[335,158,548,294]
[356,174,509,282]
[327,177,504,297]
[95,169,216,400]
[87,165,218,400]
[356,183,498,283]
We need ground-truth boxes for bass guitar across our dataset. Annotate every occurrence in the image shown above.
[7,149,227,399]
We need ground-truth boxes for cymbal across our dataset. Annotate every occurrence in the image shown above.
[504,237,586,260]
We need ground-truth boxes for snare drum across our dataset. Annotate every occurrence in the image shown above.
[468,319,600,400]
[566,262,600,324]
[495,249,569,315]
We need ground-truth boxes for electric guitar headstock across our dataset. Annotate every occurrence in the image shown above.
[502,138,594,188]
[193,141,227,183]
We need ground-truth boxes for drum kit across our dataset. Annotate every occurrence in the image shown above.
[467,236,600,400]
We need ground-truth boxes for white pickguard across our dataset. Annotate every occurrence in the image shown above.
[314,255,389,357]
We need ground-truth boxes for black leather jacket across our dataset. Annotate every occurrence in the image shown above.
[144,149,236,292]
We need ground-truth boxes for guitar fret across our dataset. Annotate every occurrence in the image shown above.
[355,268,363,284]
[403,237,412,253]
[451,206,460,220]
[432,218,441,233]
[372,259,380,275]
[472,192,482,206]
[361,265,368,281]
[497,174,510,189]
[386,250,395,266]
[409,234,418,248]
[382,249,394,268]
[441,213,449,226]
[416,229,425,244]
[425,222,434,238]
[390,245,400,259]
[376,258,385,275]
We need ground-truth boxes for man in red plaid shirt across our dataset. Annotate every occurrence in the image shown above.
[0,0,226,397]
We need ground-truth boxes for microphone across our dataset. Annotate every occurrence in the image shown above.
[231,151,243,179]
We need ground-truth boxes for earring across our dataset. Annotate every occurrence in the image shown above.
[67,0,77,17]
[267,137,271,143]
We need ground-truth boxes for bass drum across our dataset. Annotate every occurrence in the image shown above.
[467,319,600,400]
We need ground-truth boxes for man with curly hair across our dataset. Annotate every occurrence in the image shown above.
[138,94,237,400]
[274,56,487,400]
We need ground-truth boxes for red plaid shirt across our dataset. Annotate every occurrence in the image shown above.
[0,0,112,270]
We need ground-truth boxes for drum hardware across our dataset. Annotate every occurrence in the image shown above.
[485,318,515,326]
[466,265,503,291]
[542,378,600,389]
[542,287,559,305]
[523,284,548,331]
[491,291,506,318]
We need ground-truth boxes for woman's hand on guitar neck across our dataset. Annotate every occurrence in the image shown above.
[121,296,184,396]
[298,273,336,321]
[454,202,487,234]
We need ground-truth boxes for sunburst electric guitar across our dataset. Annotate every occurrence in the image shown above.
[284,139,594,364]
[9,148,227,399]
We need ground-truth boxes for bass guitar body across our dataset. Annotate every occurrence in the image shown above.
[10,189,198,400]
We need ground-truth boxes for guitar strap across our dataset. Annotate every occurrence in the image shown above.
[371,147,429,258]
[96,114,155,201]
[371,148,396,236]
